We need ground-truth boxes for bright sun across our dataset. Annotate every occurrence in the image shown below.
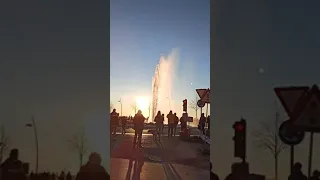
[135,96,150,115]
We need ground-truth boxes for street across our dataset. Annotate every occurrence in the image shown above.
[110,128,210,180]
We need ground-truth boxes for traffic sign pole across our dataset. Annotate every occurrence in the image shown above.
[290,145,294,174]
[308,132,314,179]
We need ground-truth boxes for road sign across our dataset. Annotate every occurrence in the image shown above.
[279,120,305,145]
[197,100,205,108]
[196,88,210,103]
[274,86,309,117]
[196,89,207,98]
[201,89,210,103]
[292,85,320,132]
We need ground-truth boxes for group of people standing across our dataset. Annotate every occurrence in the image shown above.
[110,108,191,148]
[110,109,127,137]
[198,113,210,135]
[154,110,188,140]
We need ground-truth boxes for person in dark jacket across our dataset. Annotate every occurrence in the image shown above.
[167,111,175,138]
[173,113,179,136]
[110,109,119,137]
[121,117,127,135]
[0,148,25,180]
[154,111,162,140]
[59,171,65,180]
[161,114,165,132]
[199,113,206,135]
[66,171,72,180]
[133,110,145,148]
[288,162,307,180]
[75,152,110,180]
[180,113,187,131]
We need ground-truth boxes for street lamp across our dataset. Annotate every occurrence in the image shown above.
[25,116,39,174]
[118,98,122,116]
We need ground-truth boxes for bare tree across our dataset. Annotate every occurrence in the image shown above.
[189,96,199,119]
[0,124,9,163]
[68,127,88,169]
[252,109,287,180]
[131,101,138,114]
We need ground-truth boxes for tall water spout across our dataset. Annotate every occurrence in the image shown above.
[151,50,178,123]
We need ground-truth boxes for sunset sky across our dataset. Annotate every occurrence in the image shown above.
[0,0,109,174]
[110,0,210,119]
[212,1,320,179]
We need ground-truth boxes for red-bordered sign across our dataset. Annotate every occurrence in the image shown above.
[291,85,320,132]
[274,86,309,117]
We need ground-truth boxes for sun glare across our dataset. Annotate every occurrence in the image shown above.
[135,96,150,115]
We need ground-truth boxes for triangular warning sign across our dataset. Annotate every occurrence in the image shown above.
[200,89,210,103]
[274,86,309,117]
[293,85,320,132]
[196,89,207,99]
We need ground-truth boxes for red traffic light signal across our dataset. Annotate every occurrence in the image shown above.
[183,99,187,105]
[233,119,247,160]
[233,119,246,132]
[183,99,187,112]
[235,123,244,132]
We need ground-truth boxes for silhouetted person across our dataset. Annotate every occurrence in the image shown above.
[180,113,187,131]
[51,172,56,180]
[110,109,119,137]
[133,110,145,148]
[210,162,219,180]
[121,117,127,135]
[75,152,110,180]
[154,111,162,140]
[199,113,206,134]
[59,171,65,180]
[66,171,72,180]
[29,171,34,180]
[173,113,179,136]
[167,111,175,138]
[0,148,25,180]
[205,115,211,136]
[310,170,320,180]
[288,162,307,180]
[161,114,165,132]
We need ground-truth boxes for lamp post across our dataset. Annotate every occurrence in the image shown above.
[25,116,39,174]
[118,98,122,116]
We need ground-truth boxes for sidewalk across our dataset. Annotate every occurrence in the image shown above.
[110,133,210,179]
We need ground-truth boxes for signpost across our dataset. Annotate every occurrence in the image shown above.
[197,100,205,108]
[196,88,210,116]
[275,84,320,178]
[278,120,305,173]
[278,120,305,146]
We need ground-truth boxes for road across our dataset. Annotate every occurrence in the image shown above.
[110,128,210,180]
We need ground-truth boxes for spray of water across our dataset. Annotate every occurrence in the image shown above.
[151,49,179,123]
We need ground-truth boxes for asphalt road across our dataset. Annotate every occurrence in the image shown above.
[110,132,210,180]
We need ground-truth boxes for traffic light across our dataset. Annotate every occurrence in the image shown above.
[183,99,187,112]
[233,118,247,160]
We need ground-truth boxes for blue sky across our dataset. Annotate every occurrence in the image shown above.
[110,0,210,117]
